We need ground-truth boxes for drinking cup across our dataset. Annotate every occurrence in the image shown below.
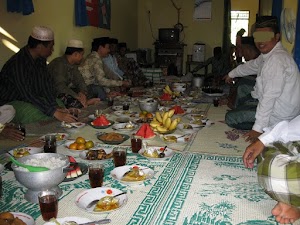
[44,135,57,153]
[38,190,58,221]
[122,102,130,111]
[213,98,219,107]
[113,148,127,167]
[17,123,26,139]
[131,137,142,153]
[88,163,105,188]
[107,97,114,107]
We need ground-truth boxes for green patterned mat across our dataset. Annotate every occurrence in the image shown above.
[2,150,290,225]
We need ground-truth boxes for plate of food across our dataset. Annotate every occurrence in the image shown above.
[97,132,130,145]
[110,165,154,184]
[186,114,207,121]
[63,162,88,182]
[8,147,43,158]
[61,121,85,129]
[40,133,69,146]
[114,110,138,118]
[139,146,174,159]
[184,108,205,114]
[43,217,93,225]
[64,138,96,152]
[112,122,138,132]
[160,134,192,144]
[79,147,114,161]
[75,187,128,213]
[88,120,114,129]
[177,123,204,133]
[0,212,35,225]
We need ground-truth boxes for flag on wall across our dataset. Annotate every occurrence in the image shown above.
[6,0,34,15]
[75,0,111,30]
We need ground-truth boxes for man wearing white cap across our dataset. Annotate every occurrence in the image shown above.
[48,39,100,108]
[0,26,77,124]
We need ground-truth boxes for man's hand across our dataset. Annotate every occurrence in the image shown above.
[223,75,234,84]
[0,125,24,141]
[53,110,77,123]
[243,139,265,168]
[77,92,87,108]
[243,130,262,143]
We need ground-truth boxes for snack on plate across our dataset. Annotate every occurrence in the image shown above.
[171,105,185,114]
[13,148,30,158]
[99,132,123,142]
[86,149,113,160]
[92,115,110,126]
[142,149,159,158]
[94,196,119,212]
[135,124,155,138]
[0,212,26,225]
[160,93,172,101]
[121,166,147,182]
[56,133,66,141]
[163,135,178,143]
[66,156,82,179]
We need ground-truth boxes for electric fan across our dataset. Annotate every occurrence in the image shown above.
[280,8,296,44]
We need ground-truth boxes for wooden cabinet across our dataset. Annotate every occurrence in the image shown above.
[154,42,185,75]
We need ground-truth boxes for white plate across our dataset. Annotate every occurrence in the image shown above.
[112,105,123,111]
[160,134,192,144]
[64,140,97,153]
[8,146,43,157]
[114,110,138,118]
[40,133,69,146]
[203,92,225,97]
[43,217,91,225]
[186,114,206,121]
[110,165,154,184]
[178,123,204,133]
[11,212,35,225]
[112,123,138,132]
[139,146,174,159]
[88,114,110,120]
[185,108,205,114]
[75,187,128,213]
[79,146,114,161]
[0,164,4,173]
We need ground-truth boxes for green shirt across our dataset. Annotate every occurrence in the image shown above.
[48,56,87,98]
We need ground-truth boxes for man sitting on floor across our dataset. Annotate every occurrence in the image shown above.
[79,37,131,100]
[243,115,300,224]
[48,39,100,108]
[224,16,300,143]
[0,26,77,124]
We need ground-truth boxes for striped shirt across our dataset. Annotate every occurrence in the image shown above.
[0,46,57,116]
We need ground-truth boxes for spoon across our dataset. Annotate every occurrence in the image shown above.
[85,192,127,210]
[159,146,167,158]
[8,154,49,172]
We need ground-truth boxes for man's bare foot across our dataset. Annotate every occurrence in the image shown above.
[87,98,101,106]
[271,202,300,224]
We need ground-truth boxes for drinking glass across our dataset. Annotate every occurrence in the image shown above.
[213,98,219,107]
[107,97,114,107]
[113,148,127,167]
[38,190,58,221]
[131,136,142,153]
[44,135,57,153]
[88,163,105,188]
[122,102,130,111]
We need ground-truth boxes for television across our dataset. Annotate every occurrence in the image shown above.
[158,28,180,43]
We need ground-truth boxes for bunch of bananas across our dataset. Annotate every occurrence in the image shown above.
[163,85,180,97]
[150,109,181,133]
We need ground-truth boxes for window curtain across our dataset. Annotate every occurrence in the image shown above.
[6,0,34,15]
[75,0,89,26]
[222,0,231,54]
[271,0,282,28]
[294,0,300,69]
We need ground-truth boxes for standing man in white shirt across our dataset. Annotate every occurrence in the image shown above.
[243,115,300,224]
[224,16,300,143]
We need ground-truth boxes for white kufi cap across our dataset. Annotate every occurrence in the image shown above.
[30,26,54,41]
[67,39,83,48]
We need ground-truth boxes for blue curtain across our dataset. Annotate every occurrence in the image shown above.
[271,0,282,28]
[294,0,300,69]
[75,0,89,26]
[222,0,231,54]
[6,0,34,15]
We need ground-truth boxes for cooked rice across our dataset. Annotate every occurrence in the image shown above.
[14,156,66,171]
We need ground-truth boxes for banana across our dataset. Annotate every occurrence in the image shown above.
[165,118,172,129]
[168,109,175,118]
[163,89,169,94]
[152,118,158,123]
[176,117,181,123]
[150,121,161,128]
[162,112,169,126]
[165,85,172,94]
[157,126,168,132]
[169,119,178,130]
[155,112,163,123]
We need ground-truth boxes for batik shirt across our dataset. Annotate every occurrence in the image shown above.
[0,46,57,116]
[228,42,300,133]
[78,51,123,87]
[48,56,87,98]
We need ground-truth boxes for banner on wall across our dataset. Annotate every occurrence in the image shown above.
[75,0,111,30]
[193,0,212,21]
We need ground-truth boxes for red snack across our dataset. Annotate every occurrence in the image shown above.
[171,105,185,114]
[135,124,155,138]
[160,93,172,101]
[92,115,110,126]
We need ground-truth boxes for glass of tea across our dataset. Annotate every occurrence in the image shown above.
[88,163,105,188]
[38,190,58,221]
[131,136,142,153]
[107,97,114,107]
[44,135,57,153]
[122,102,130,111]
[113,148,127,167]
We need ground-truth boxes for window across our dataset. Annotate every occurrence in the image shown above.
[231,11,250,45]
